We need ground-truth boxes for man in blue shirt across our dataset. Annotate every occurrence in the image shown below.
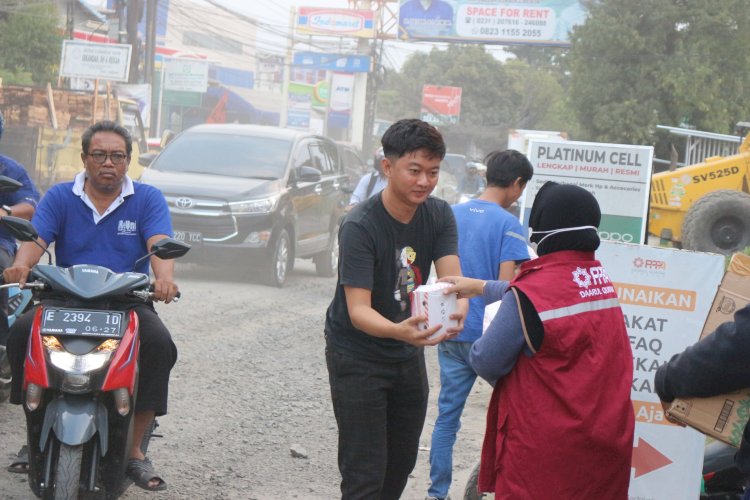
[399,0,454,38]
[4,121,177,491]
[348,147,388,206]
[426,149,532,500]
[0,110,40,401]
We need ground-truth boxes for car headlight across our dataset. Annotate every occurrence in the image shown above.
[228,196,279,214]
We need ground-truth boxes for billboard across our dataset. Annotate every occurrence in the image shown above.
[398,0,589,46]
[163,59,209,93]
[292,52,371,73]
[328,72,355,129]
[523,140,654,245]
[420,85,462,126]
[296,8,375,38]
[597,242,725,498]
[59,40,132,82]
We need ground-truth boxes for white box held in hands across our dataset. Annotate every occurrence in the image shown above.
[411,282,458,339]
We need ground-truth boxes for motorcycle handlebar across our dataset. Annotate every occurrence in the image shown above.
[134,288,182,303]
[0,281,46,290]
[2,282,181,303]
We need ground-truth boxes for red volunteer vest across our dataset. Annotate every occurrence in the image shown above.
[478,250,634,499]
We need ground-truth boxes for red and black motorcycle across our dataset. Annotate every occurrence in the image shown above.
[0,215,189,499]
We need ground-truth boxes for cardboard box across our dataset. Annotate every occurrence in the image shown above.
[667,252,750,447]
[411,282,458,339]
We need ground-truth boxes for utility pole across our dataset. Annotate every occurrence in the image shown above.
[144,0,157,85]
[144,0,159,133]
[362,36,384,158]
[116,0,126,43]
[126,0,143,83]
[347,0,388,155]
[66,0,74,40]
[279,6,295,128]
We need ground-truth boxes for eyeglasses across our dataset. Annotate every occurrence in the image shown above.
[87,152,128,165]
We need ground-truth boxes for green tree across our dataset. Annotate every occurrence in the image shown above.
[567,0,750,145]
[377,44,572,156]
[0,1,62,85]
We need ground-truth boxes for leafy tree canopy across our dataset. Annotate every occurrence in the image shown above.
[567,0,750,145]
[377,44,573,157]
[0,1,63,85]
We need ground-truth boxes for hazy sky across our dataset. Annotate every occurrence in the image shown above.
[213,0,435,70]
[84,0,506,69]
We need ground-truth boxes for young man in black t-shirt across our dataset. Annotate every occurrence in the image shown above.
[325,119,466,499]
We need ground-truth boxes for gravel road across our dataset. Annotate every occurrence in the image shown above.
[0,259,491,500]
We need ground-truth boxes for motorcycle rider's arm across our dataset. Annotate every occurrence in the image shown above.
[147,234,178,304]
[2,201,35,220]
[2,239,47,286]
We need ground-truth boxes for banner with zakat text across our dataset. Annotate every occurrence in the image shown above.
[597,242,725,499]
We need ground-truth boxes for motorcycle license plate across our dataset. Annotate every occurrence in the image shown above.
[41,309,124,338]
[174,230,202,245]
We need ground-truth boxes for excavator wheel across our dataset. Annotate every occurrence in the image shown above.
[681,190,750,255]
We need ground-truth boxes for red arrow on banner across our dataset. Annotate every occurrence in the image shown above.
[632,437,673,478]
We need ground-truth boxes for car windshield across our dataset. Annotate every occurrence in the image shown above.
[152,132,292,179]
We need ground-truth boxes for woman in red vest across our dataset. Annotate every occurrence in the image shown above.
[441,182,634,499]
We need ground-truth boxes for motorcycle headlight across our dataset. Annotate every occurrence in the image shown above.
[45,337,118,374]
[228,196,279,215]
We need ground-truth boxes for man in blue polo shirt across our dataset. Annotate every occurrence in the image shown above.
[0,110,40,402]
[4,120,177,492]
[426,149,532,500]
[399,0,454,38]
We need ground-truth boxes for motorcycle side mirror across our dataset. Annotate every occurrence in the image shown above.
[0,216,53,264]
[0,216,38,241]
[152,238,191,260]
[0,175,23,193]
[132,238,191,271]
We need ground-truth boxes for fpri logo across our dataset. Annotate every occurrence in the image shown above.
[633,257,667,272]
[572,266,611,289]
[572,267,591,288]
[117,220,137,236]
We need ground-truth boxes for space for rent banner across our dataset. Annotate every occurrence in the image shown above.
[597,242,725,499]
[524,140,654,245]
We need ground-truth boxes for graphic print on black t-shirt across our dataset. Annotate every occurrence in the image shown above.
[394,245,422,312]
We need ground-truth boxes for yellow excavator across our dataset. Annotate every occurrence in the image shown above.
[649,123,750,255]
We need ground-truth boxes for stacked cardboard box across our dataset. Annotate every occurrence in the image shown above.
[667,253,750,447]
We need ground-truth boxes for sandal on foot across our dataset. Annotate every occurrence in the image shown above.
[126,458,167,491]
[7,445,29,474]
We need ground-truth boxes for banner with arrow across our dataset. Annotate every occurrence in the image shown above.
[598,242,725,498]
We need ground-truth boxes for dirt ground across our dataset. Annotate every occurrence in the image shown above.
[0,259,492,499]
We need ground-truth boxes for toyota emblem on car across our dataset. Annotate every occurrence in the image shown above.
[176,197,194,209]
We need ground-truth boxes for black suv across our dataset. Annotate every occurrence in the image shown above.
[138,124,347,286]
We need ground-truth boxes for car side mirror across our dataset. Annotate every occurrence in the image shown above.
[298,165,322,182]
[138,152,157,167]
